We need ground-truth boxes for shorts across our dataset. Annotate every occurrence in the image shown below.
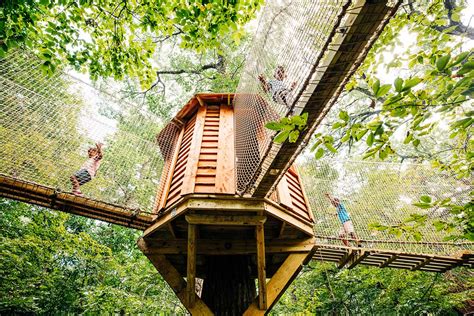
[74,169,92,185]
[272,89,291,108]
[339,220,355,236]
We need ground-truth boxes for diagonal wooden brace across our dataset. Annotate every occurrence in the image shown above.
[144,253,213,315]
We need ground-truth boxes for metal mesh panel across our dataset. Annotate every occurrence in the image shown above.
[0,51,176,212]
[234,0,349,194]
[298,158,473,255]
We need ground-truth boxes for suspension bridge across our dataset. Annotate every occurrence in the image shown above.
[1,0,472,314]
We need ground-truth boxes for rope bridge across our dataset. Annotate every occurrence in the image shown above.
[234,0,401,197]
[0,51,172,227]
[297,158,473,271]
[0,1,472,273]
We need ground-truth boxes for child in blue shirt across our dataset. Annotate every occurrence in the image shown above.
[325,193,360,247]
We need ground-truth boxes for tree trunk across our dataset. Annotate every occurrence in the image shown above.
[201,255,256,315]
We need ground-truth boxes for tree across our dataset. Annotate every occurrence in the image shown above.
[0,0,262,87]
[271,262,473,315]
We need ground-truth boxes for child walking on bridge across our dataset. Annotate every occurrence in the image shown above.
[70,143,104,197]
[325,193,361,247]
[258,65,296,108]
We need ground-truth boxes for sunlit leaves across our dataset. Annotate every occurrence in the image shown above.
[266,113,308,144]
[0,0,263,86]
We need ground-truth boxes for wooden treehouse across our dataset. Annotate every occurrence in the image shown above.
[138,93,316,315]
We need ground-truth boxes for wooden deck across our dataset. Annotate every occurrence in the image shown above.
[313,244,473,272]
[0,174,154,230]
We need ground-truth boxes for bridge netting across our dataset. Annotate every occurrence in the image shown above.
[297,158,473,255]
[0,51,179,212]
[233,0,400,195]
[234,0,348,193]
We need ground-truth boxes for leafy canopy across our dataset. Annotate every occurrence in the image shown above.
[0,0,262,86]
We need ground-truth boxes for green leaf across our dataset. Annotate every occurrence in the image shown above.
[366,132,374,146]
[265,121,284,131]
[372,79,380,95]
[338,110,349,122]
[457,61,474,75]
[324,142,337,153]
[420,195,432,203]
[413,203,432,209]
[394,77,403,92]
[448,51,469,68]
[288,130,299,142]
[413,231,422,241]
[402,77,422,91]
[436,54,451,71]
[403,132,412,144]
[315,147,324,159]
[274,130,290,143]
[375,84,391,98]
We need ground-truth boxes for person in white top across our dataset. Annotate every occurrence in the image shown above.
[258,66,296,108]
[70,143,104,197]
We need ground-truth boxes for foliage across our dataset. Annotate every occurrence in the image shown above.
[0,0,262,87]
[265,113,308,143]
[272,262,473,315]
[0,199,183,314]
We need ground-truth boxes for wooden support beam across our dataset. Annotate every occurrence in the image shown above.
[187,224,197,307]
[379,253,398,268]
[410,257,433,271]
[337,250,357,269]
[264,202,314,236]
[278,222,286,238]
[348,250,369,269]
[140,238,315,255]
[256,224,267,310]
[243,253,309,315]
[185,214,267,226]
[196,95,205,107]
[143,254,213,315]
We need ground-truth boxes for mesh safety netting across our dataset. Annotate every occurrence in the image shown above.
[297,158,473,255]
[0,52,180,211]
[234,0,350,193]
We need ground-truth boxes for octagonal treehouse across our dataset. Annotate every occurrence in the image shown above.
[138,93,315,315]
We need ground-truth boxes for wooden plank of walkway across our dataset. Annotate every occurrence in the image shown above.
[0,174,154,230]
[251,0,401,197]
[312,244,473,273]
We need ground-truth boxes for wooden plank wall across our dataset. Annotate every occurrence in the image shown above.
[165,114,197,207]
[194,105,220,193]
[273,166,314,224]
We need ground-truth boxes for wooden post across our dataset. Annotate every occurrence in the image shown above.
[187,223,197,307]
[256,223,267,310]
